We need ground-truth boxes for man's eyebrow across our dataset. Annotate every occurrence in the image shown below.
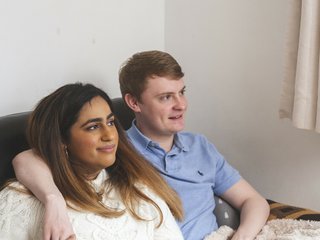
[156,91,174,96]
[80,113,114,127]
[156,86,186,97]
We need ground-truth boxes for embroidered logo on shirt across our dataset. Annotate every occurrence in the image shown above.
[197,170,204,176]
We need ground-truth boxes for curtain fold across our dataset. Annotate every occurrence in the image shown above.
[279,0,320,132]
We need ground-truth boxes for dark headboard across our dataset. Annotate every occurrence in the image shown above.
[0,97,134,186]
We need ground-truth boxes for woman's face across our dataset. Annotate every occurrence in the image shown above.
[67,96,119,179]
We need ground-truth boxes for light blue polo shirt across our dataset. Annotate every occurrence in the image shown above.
[126,122,241,240]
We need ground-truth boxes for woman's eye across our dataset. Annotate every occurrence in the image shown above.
[86,125,99,131]
[107,120,115,126]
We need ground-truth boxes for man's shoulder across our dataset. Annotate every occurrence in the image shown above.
[177,132,222,158]
[177,131,210,144]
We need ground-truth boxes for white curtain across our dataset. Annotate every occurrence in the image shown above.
[279,0,320,132]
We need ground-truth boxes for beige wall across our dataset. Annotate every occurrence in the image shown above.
[2,0,320,211]
[0,0,165,116]
[165,0,320,211]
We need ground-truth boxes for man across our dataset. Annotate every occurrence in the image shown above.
[13,50,269,240]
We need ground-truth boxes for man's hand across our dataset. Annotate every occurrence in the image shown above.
[12,150,75,239]
[43,194,76,240]
[221,179,269,240]
[230,230,253,240]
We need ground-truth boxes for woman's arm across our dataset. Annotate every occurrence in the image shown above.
[12,149,76,240]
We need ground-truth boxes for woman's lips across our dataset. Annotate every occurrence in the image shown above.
[97,144,116,153]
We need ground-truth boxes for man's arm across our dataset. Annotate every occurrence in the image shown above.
[221,179,269,240]
[12,149,76,240]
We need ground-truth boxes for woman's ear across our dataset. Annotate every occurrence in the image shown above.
[124,94,141,113]
[62,144,69,158]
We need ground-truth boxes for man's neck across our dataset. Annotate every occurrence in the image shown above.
[135,122,175,152]
[143,132,174,153]
[153,135,174,153]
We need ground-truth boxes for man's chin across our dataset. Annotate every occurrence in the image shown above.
[170,125,185,133]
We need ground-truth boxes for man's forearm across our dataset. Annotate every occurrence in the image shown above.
[12,149,64,204]
[221,179,270,240]
[13,150,75,239]
[233,196,269,239]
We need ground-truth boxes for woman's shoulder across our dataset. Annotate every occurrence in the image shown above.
[0,182,44,239]
[135,183,161,201]
[0,181,43,212]
[134,184,168,215]
[134,184,184,240]
[1,181,29,199]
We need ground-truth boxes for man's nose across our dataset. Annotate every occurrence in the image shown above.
[174,96,187,110]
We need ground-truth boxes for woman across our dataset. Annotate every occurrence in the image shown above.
[0,83,184,240]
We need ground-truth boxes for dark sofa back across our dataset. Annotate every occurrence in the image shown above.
[0,97,134,186]
[0,97,241,229]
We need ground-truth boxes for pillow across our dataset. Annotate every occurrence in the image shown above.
[267,199,320,221]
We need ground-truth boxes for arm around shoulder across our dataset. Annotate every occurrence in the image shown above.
[12,149,75,240]
[12,149,62,203]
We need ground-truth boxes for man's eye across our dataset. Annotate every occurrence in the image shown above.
[160,95,171,101]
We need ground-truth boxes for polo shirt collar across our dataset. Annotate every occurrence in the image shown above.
[127,120,151,150]
[127,120,189,152]
[174,133,190,152]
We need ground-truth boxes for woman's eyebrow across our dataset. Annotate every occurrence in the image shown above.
[81,118,103,127]
[80,113,114,127]
[107,112,114,119]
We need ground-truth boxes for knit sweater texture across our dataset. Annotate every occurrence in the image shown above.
[0,170,183,240]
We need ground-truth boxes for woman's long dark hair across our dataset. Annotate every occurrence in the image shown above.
[27,82,183,224]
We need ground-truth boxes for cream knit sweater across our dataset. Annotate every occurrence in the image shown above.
[0,170,183,240]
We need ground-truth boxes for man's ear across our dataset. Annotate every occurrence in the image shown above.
[124,93,141,113]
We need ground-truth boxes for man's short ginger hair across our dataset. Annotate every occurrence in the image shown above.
[119,50,184,101]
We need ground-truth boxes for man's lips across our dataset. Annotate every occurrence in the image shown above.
[169,114,183,119]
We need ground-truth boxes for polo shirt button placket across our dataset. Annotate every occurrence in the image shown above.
[165,153,179,172]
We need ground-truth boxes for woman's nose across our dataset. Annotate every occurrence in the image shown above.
[101,126,116,141]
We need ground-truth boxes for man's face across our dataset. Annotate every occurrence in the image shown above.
[135,76,187,141]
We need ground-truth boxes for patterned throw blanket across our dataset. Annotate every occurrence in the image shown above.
[204,219,320,240]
